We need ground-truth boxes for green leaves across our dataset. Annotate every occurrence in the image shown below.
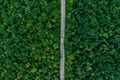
[0,0,60,79]
[30,67,37,73]
[65,0,120,79]
[1,0,120,79]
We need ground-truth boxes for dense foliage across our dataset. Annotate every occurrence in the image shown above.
[0,0,120,80]
[0,0,60,79]
[66,0,120,79]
